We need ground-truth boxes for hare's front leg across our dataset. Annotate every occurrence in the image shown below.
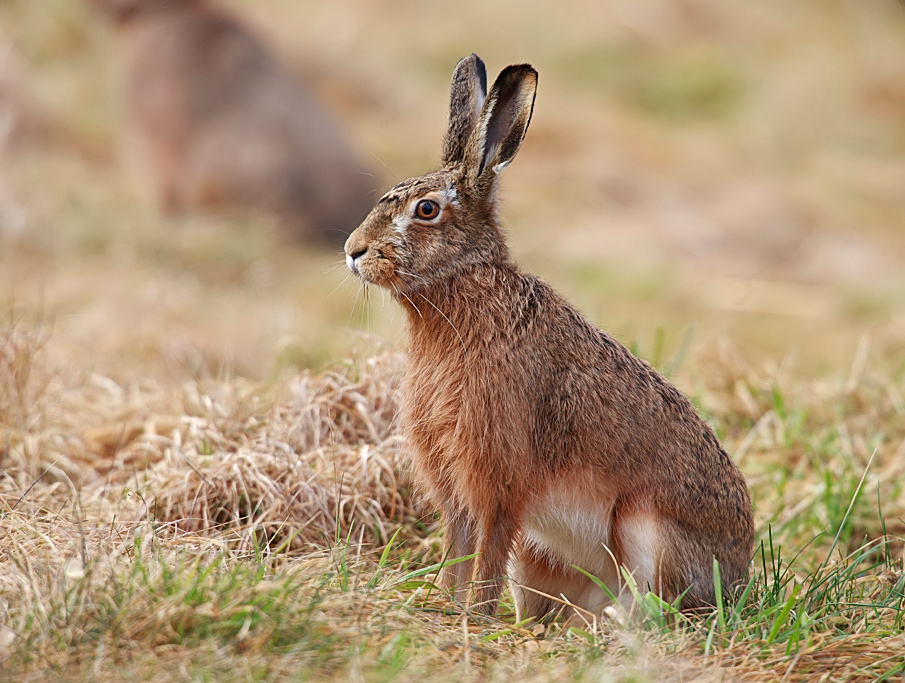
[440,502,476,602]
[472,503,520,616]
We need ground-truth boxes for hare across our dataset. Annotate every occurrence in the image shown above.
[90,0,377,245]
[344,54,754,621]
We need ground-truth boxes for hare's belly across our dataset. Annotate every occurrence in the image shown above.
[522,487,616,577]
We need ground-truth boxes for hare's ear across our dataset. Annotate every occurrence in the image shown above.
[464,64,537,186]
[442,54,488,166]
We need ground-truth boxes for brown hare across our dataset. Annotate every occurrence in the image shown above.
[91,0,377,245]
[344,54,754,621]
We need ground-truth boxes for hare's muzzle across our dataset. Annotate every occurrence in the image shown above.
[344,227,371,276]
[345,247,367,275]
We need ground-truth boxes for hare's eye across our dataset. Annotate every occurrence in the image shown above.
[415,199,440,220]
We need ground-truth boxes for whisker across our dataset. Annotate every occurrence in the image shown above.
[400,290,423,318]
[418,293,467,358]
[368,151,390,170]
[348,280,364,328]
[326,272,354,300]
[358,283,369,335]
[323,228,354,238]
[323,260,348,275]
[390,282,405,310]
[394,268,428,283]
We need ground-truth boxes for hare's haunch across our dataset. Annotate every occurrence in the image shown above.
[345,54,754,620]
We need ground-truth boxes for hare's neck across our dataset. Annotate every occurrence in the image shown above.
[402,263,521,358]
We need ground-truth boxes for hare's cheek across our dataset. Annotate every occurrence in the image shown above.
[375,259,396,283]
[422,238,457,272]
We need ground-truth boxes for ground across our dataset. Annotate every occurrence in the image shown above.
[1,0,904,680]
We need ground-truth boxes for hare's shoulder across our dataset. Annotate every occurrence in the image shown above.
[514,272,704,426]
[511,271,634,367]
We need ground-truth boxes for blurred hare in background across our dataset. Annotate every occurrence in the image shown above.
[91,0,378,245]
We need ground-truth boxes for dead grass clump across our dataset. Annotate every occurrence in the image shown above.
[277,354,402,452]
[124,352,423,552]
[0,314,422,555]
[137,437,414,553]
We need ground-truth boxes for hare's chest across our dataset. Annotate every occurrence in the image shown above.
[403,359,496,449]
[402,363,470,479]
[522,486,616,577]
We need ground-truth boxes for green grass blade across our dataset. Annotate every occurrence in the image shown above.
[713,557,726,631]
[397,554,477,583]
[766,582,800,646]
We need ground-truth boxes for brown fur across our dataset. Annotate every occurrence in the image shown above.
[344,54,754,619]
[90,0,378,245]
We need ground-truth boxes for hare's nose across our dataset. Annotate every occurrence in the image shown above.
[346,247,367,273]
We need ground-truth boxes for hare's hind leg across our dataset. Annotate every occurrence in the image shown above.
[510,544,614,625]
[509,544,559,623]
[649,518,747,612]
[612,511,676,614]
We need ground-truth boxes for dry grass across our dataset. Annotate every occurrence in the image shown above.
[2,313,904,681]
[135,353,421,553]
[1,317,422,555]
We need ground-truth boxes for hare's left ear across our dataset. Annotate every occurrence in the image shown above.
[463,64,537,187]
[442,54,488,166]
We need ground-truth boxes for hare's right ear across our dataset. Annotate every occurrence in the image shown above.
[442,54,488,166]
[462,63,537,189]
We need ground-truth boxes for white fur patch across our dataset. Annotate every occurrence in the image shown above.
[391,213,408,237]
[617,515,660,596]
[345,254,354,272]
[441,187,459,206]
[522,486,615,578]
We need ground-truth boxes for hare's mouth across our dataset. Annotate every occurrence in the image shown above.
[347,254,397,290]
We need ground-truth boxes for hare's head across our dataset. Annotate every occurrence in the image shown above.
[345,55,537,295]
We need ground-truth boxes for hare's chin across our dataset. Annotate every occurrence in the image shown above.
[353,269,388,289]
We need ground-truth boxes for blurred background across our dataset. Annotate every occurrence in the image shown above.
[2,0,904,385]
